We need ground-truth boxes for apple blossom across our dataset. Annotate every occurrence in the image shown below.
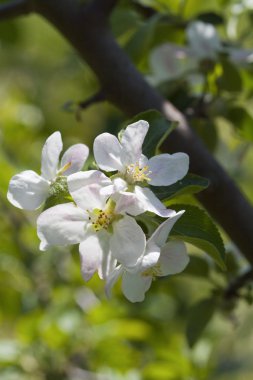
[106,211,189,302]
[186,21,222,61]
[94,120,189,217]
[37,170,146,281]
[7,131,89,210]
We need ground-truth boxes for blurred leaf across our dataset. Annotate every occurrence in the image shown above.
[186,297,217,347]
[192,118,218,152]
[128,109,176,158]
[0,21,20,45]
[125,14,161,65]
[217,59,242,93]
[170,204,226,270]
[110,8,141,38]
[226,106,253,142]
[151,173,209,201]
[195,11,224,25]
[183,254,210,278]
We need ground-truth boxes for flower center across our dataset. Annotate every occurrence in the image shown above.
[88,200,116,232]
[125,163,151,184]
[142,263,162,278]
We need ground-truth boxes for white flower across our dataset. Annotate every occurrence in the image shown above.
[106,211,189,302]
[148,43,197,84]
[186,21,222,61]
[7,131,89,210]
[94,120,189,217]
[37,170,146,281]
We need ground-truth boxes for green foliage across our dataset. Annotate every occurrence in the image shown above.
[151,173,209,200]
[170,204,226,270]
[217,59,242,93]
[125,14,162,66]
[1,0,253,379]
[226,106,253,142]
[186,297,217,347]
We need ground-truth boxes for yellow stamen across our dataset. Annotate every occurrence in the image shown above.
[88,201,116,232]
[57,162,72,176]
[125,163,151,184]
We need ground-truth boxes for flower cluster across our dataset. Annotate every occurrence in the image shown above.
[7,121,190,302]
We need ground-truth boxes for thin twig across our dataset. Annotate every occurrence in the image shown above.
[224,268,253,299]
[63,90,106,115]
[79,90,105,109]
[0,0,32,21]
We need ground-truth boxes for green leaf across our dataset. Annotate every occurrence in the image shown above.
[128,110,176,158]
[125,14,161,65]
[196,12,224,25]
[191,118,218,152]
[186,297,217,347]
[183,254,210,278]
[170,204,226,270]
[226,106,253,142]
[151,174,209,201]
[217,59,242,93]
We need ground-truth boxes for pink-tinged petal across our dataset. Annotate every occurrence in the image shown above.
[114,191,142,216]
[67,170,111,210]
[7,170,50,210]
[148,210,184,248]
[110,215,146,267]
[121,120,149,165]
[148,153,189,186]
[122,271,152,302]
[37,203,88,250]
[159,241,189,276]
[79,232,109,281]
[41,131,63,181]
[105,266,123,298]
[93,133,124,171]
[134,186,176,217]
[60,143,89,176]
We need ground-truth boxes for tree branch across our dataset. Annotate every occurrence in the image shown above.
[6,0,253,265]
[0,0,32,20]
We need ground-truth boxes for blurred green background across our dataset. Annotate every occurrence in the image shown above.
[1,0,253,379]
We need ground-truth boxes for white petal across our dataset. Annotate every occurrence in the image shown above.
[7,170,49,210]
[41,131,63,180]
[158,241,189,276]
[79,232,108,281]
[148,153,189,186]
[60,144,89,176]
[105,265,123,298]
[121,120,149,165]
[114,191,142,216]
[93,133,124,171]
[37,203,88,250]
[148,210,184,248]
[67,170,111,210]
[122,271,152,302]
[140,242,160,271]
[96,230,116,280]
[110,215,146,266]
[134,186,176,217]
[100,177,128,198]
